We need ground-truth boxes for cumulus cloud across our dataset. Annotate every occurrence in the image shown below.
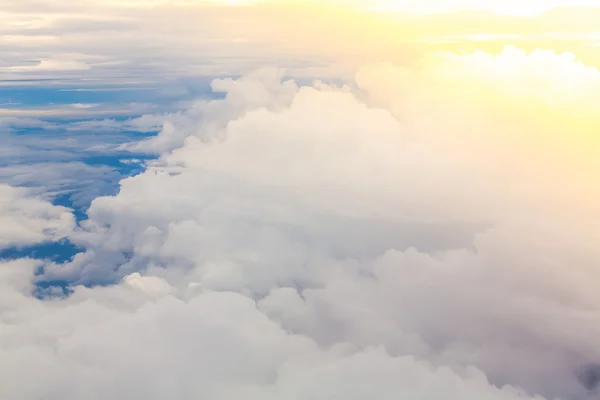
[0,258,553,400]
[120,68,300,153]
[0,184,74,249]
[3,46,600,400]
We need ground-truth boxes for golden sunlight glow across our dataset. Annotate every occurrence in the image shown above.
[190,0,600,16]
[374,0,600,15]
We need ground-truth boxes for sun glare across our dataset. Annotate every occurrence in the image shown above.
[373,0,600,15]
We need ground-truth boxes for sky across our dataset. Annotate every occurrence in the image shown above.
[2,0,600,399]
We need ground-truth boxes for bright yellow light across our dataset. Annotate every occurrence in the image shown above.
[142,0,600,17]
[372,0,600,15]
[134,0,599,16]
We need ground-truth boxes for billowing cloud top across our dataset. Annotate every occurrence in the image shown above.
[0,184,74,249]
[2,40,600,400]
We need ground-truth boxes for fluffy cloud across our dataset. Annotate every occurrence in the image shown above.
[0,184,74,249]
[3,46,600,399]
[0,258,553,400]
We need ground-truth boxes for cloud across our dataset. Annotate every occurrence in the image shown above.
[0,162,123,209]
[0,184,74,249]
[0,121,151,217]
[70,103,101,109]
[5,59,91,72]
[3,0,600,83]
[0,106,146,118]
[3,46,600,400]
[120,68,300,153]
[0,259,553,400]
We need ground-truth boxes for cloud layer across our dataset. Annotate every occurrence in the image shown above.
[4,0,600,83]
[3,46,600,399]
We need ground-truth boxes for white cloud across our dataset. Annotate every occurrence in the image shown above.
[4,59,90,72]
[0,184,74,249]
[0,106,143,118]
[3,0,600,83]
[0,162,123,209]
[0,261,554,400]
[3,46,600,399]
[120,68,300,153]
[70,103,101,109]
